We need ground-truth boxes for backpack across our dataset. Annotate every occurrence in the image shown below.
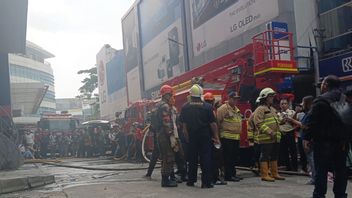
[317,94,349,142]
[149,102,162,134]
[330,94,348,117]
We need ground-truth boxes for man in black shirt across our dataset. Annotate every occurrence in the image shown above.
[303,75,348,198]
[180,84,220,188]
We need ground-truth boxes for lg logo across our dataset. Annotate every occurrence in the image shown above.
[342,56,352,73]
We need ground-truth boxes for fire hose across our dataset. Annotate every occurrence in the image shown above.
[24,158,309,176]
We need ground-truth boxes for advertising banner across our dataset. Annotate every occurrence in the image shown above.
[319,52,352,81]
[97,48,128,120]
[105,51,128,118]
[106,51,126,95]
[127,67,142,103]
[122,7,139,73]
[139,0,186,90]
[190,0,279,56]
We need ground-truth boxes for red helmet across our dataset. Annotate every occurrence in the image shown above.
[160,85,173,96]
[204,92,214,101]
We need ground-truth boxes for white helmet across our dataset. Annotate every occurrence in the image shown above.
[189,84,203,98]
[257,88,276,101]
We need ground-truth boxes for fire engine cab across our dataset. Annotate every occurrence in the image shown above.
[37,112,79,135]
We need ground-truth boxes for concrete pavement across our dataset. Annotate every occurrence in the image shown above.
[1,158,351,197]
[0,164,55,194]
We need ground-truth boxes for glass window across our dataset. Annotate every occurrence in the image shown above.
[318,0,351,13]
[320,3,352,54]
[323,33,352,54]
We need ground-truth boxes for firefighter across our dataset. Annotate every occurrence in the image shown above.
[180,85,220,188]
[252,88,284,182]
[217,91,242,182]
[156,85,178,187]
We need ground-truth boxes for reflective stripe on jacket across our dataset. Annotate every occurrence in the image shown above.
[252,105,281,144]
[217,102,242,140]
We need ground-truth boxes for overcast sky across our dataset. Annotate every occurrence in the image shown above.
[27,0,134,98]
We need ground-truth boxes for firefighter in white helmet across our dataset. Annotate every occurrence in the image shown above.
[252,88,284,182]
[180,84,220,188]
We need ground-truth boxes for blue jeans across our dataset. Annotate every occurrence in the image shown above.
[306,150,316,182]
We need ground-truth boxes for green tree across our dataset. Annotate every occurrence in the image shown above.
[77,67,98,99]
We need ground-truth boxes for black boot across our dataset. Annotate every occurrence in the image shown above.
[161,175,177,187]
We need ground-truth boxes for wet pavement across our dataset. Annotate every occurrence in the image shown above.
[1,158,352,198]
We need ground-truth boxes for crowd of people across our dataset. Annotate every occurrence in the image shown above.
[144,75,352,198]
[19,122,145,161]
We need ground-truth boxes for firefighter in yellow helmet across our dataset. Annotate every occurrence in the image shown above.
[252,88,284,182]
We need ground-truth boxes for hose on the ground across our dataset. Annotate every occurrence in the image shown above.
[40,161,161,171]
[25,158,309,177]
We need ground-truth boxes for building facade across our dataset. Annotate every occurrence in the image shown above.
[317,0,352,89]
[9,41,55,124]
[121,0,325,102]
[96,45,128,120]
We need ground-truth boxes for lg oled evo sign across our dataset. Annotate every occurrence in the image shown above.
[190,0,279,56]
[319,51,352,81]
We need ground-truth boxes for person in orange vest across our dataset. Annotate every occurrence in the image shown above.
[217,91,243,182]
[252,88,284,182]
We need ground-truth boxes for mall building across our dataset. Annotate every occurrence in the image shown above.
[317,0,352,89]
[9,41,56,125]
[99,0,351,115]
[121,0,329,104]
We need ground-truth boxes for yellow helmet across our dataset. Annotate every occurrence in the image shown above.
[189,84,203,98]
[257,88,276,101]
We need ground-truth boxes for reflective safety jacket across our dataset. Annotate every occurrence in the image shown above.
[247,115,255,145]
[217,102,242,140]
[252,105,281,144]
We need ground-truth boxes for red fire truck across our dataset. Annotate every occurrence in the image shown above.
[136,30,297,161]
[37,113,80,136]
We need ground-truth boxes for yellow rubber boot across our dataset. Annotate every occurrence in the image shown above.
[260,162,275,182]
[270,161,285,180]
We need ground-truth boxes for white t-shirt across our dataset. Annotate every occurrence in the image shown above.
[24,133,34,145]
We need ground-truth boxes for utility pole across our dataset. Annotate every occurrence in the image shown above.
[312,28,326,95]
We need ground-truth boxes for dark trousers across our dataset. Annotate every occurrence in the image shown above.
[174,140,186,175]
[212,146,225,182]
[313,142,348,198]
[297,137,307,171]
[260,143,279,162]
[279,132,298,170]
[221,138,240,179]
[188,135,212,185]
[40,144,48,158]
[147,134,160,176]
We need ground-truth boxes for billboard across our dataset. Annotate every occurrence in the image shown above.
[97,47,128,120]
[190,0,279,56]
[126,67,142,103]
[106,51,126,95]
[139,0,186,91]
[122,7,140,73]
[319,52,352,81]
